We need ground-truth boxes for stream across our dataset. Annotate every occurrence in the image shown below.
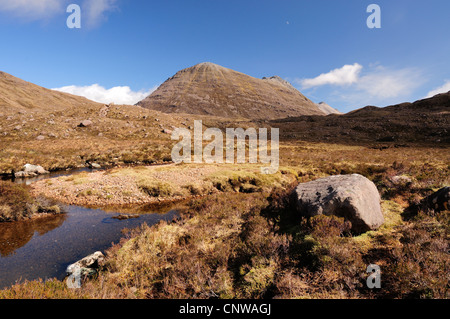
[0,168,182,289]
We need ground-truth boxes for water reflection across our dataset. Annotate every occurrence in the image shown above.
[0,214,67,257]
[0,204,180,289]
[0,168,183,289]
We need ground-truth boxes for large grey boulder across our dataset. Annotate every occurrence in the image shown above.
[294,174,384,233]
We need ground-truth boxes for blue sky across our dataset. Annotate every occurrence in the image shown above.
[0,0,449,112]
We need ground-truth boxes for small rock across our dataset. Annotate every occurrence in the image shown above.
[14,164,49,178]
[14,171,34,178]
[88,162,101,169]
[112,214,140,220]
[78,120,93,128]
[23,164,49,175]
[66,251,105,278]
[390,175,413,186]
[162,128,172,134]
[36,135,46,140]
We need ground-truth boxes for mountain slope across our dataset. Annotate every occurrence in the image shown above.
[0,71,187,174]
[0,71,103,112]
[137,62,325,120]
[272,91,450,145]
[316,102,342,115]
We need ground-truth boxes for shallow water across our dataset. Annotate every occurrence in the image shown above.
[10,167,101,185]
[0,203,179,289]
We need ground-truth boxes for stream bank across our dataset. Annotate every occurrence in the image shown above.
[0,168,183,290]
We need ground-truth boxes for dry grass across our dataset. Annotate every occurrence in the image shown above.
[0,139,448,299]
[0,180,62,222]
[0,102,188,174]
[2,183,447,299]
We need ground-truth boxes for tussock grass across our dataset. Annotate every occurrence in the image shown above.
[0,181,62,222]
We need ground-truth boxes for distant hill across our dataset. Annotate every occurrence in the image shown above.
[137,62,325,120]
[316,102,342,115]
[0,71,187,174]
[0,71,102,112]
[272,92,450,145]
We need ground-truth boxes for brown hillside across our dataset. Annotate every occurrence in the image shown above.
[271,91,450,146]
[0,71,188,174]
[137,62,325,120]
[0,71,103,111]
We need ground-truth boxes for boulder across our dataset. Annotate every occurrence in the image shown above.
[87,162,101,169]
[66,251,105,277]
[390,175,412,186]
[14,164,49,178]
[294,174,384,233]
[14,171,31,178]
[23,164,49,175]
[91,163,101,169]
[78,120,93,128]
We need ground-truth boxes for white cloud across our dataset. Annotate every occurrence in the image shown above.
[53,84,157,105]
[356,66,422,100]
[0,0,65,20]
[300,63,363,88]
[83,0,118,28]
[0,0,117,26]
[426,80,450,98]
[298,63,423,108]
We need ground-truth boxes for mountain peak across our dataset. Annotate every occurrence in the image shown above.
[137,63,325,120]
[194,62,221,68]
[187,62,230,73]
[262,76,296,90]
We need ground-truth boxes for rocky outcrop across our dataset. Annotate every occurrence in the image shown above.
[14,164,49,178]
[293,174,384,233]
